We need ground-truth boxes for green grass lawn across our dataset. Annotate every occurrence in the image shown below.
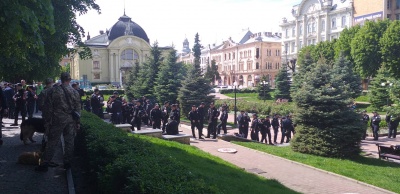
[233,142,400,193]
[130,135,299,194]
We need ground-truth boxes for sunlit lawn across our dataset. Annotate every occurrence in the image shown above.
[234,142,400,193]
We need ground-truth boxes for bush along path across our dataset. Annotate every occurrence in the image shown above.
[76,111,298,194]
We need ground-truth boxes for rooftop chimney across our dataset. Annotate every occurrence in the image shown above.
[99,30,104,35]
[87,32,91,40]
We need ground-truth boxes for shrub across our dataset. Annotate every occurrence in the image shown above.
[84,89,125,96]
[215,99,294,116]
[78,112,218,193]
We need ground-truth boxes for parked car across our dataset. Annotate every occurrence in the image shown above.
[98,85,107,90]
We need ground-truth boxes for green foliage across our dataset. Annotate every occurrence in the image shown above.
[334,26,361,63]
[332,53,362,99]
[368,66,392,110]
[380,20,400,79]
[314,40,336,65]
[291,61,364,158]
[0,0,100,82]
[215,99,295,116]
[291,50,316,96]
[125,62,140,100]
[154,49,185,104]
[219,88,257,94]
[130,42,163,100]
[351,20,390,78]
[179,33,213,114]
[78,112,297,194]
[274,63,291,100]
[204,59,220,84]
[257,75,271,100]
[235,142,400,193]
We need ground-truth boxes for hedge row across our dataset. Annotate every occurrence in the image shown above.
[84,89,125,96]
[215,99,295,116]
[77,111,217,193]
[219,88,258,94]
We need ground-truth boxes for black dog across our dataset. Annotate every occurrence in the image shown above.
[20,118,45,145]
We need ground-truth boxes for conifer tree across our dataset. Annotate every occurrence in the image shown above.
[291,61,363,158]
[125,62,140,100]
[204,59,220,85]
[369,66,392,110]
[154,48,185,104]
[131,42,162,99]
[332,53,362,99]
[274,63,291,100]
[179,33,213,114]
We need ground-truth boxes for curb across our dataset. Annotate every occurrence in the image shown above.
[61,135,75,194]
[231,142,396,194]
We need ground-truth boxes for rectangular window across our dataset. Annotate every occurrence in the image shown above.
[284,43,289,53]
[299,41,303,49]
[256,48,260,59]
[387,14,391,19]
[307,40,311,46]
[285,29,289,37]
[240,52,243,58]
[292,27,295,37]
[291,42,295,53]
[93,61,100,69]
[397,0,400,9]
[321,20,325,31]
[341,16,347,27]
[388,0,392,9]
[93,73,100,79]
[307,24,312,34]
[312,22,316,32]
[332,18,336,29]
[397,14,400,20]
[233,53,236,60]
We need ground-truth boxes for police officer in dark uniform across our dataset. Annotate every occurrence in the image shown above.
[207,102,219,139]
[250,114,260,141]
[161,101,170,133]
[166,104,179,135]
[90,89,101,117]
[110,96,123,124]
[144,99,153,126]
[150,104,162,129]
[361,110,369,140]
[386,113,399,139]
[197,102,206,138]
[131,101,144,131]
[271,114,280,144]
[188,105,201,139]
[217,105,228,135]
[11,83,26,126]
[261,116,273,145]
[370,111,381,140]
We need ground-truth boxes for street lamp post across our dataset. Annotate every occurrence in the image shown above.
[262,80,269,102]
[233,81,238,125]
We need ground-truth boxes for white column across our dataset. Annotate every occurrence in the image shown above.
[109,53,113,83]
[115,54,119,83]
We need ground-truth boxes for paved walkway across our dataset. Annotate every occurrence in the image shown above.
[179,124,396,194]
[0,114,68,194]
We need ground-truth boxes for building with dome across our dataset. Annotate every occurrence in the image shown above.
[70,13,169,86]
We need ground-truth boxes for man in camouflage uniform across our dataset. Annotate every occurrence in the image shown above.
[37,78,54,133]
[36,73,81,172]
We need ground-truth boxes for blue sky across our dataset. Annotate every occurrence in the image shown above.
[77,0,302,50]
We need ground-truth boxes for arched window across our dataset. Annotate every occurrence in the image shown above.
[121,49,139,61]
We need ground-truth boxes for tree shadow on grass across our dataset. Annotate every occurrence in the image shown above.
[147,140,300,194]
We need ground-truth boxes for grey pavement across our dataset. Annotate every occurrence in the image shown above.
[179,123,396,194]
[0,114,68,194]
